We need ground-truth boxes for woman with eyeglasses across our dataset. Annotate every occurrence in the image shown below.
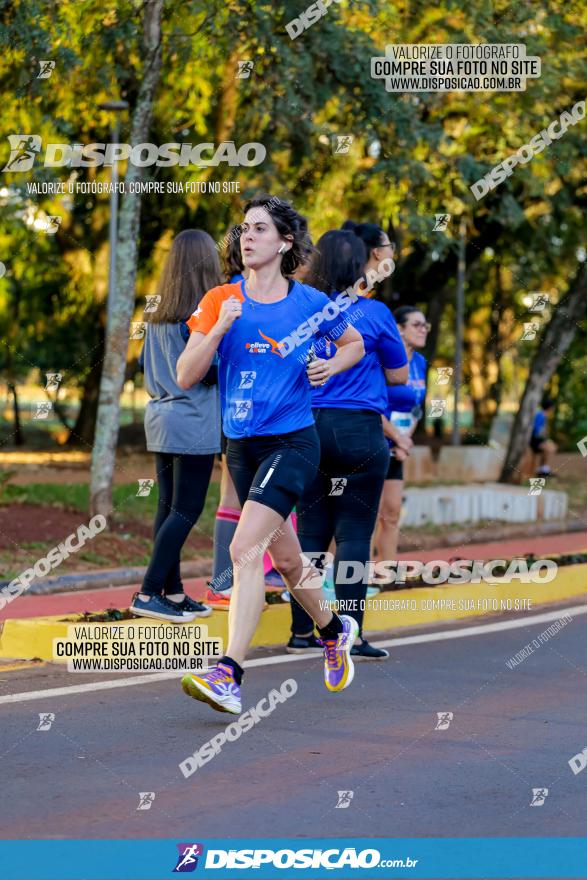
[341,220,395,293]
[373,306,430,564]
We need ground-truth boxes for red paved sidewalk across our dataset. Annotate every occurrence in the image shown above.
[2,531,587,622]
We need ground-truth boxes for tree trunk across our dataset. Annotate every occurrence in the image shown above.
[67,347,103,446]
[90,0,164,518]
[7,383,23,446]
[500,262,587,483]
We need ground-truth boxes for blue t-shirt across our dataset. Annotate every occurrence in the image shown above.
[532,410,546,439]
[387,350,427,446]
[310,297,407,413]
[188,280,350,438]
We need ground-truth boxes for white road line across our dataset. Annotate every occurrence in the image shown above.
[0,604,585,705]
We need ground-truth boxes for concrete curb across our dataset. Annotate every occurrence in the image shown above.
[2,564,586,662]
[0,558,213,596]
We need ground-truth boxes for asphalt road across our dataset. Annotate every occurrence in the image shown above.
[1,602,586,841]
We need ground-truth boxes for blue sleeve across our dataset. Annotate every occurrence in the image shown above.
[388,384,418,412]
[377,307,408,369]
[138,345,145,373]
[179,321,190,343]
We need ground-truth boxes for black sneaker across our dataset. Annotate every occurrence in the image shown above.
[286,634,323,654]
[130,592,196,622]
[350,639,389,660]
[171,595,212,618]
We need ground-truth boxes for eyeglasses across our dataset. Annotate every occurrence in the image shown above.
[409,321,431,331]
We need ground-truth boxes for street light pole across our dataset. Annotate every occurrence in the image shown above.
[452,215,467,445]
[98,100,129,334]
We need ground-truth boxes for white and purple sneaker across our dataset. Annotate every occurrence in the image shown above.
[321,614,359,692]
[181,662,241,715]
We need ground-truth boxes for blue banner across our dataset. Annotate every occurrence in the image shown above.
[1,838,587,879]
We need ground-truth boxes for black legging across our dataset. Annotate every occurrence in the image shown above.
[293,408,389,637]
[141,452,215,596]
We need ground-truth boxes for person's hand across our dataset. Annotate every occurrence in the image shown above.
[307,357,333,387]
[394,446,409,462]
[216,296,242,333]
[395,433,414,454]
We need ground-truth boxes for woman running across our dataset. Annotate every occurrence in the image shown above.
[373,306,429,562]
[130,230,221,622]
[291,230,409,660]
[177,195,365,714]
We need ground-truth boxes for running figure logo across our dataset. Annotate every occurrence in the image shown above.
[433,214,451,231]
[45,372,62,391]
[436,367,453,386]
[528,477,546,496]
[236,60,254,78]
[521,322,539,341]
[530,788,549,806]
[37,60,56,79]
[333,135,353,154]
[528,293,550,312]
[37,712,55,731]
[428,399,446,418]
[239,371,256,389]
[2,134,42,172]
[329,477,347,496]
[335,790,354,809]
[33,401,53,420]
[136,792,155,811]
[137,479,155,497]
[435,711,453,730]
[144,295,161,313]
[173,843,204,872]
[298,551,334,589]
[130,322,147,340]
[234,400,253,420]
[43,216,62,234]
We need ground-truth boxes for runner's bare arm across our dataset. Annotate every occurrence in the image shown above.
[177,331,221,389]
[381,415,413,451]
[384,363,409,385]
[177,296,242,388]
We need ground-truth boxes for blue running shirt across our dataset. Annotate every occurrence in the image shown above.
[188,280,352,438]
[310,297,407,413]
[386,350,427,445]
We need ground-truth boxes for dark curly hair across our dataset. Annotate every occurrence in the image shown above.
[223,225,244,280]
[243,193,314,276]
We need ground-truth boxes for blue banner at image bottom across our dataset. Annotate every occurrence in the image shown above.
[1,838,587,879]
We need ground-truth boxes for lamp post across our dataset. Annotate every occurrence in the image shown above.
[98,100,129,332]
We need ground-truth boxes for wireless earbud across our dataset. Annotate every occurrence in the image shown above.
[277,243,286,254]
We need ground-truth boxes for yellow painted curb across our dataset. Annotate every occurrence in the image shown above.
[1,564,586,662]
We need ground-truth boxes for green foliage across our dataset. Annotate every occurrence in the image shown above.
[0,0,585,442]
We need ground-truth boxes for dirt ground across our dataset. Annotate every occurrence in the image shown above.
[0,501,213,579]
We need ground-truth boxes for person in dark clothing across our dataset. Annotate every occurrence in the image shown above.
[131,229,222,622]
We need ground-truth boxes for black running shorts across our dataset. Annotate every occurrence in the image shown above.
[226,425,320,520]
[386,452,404,481]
